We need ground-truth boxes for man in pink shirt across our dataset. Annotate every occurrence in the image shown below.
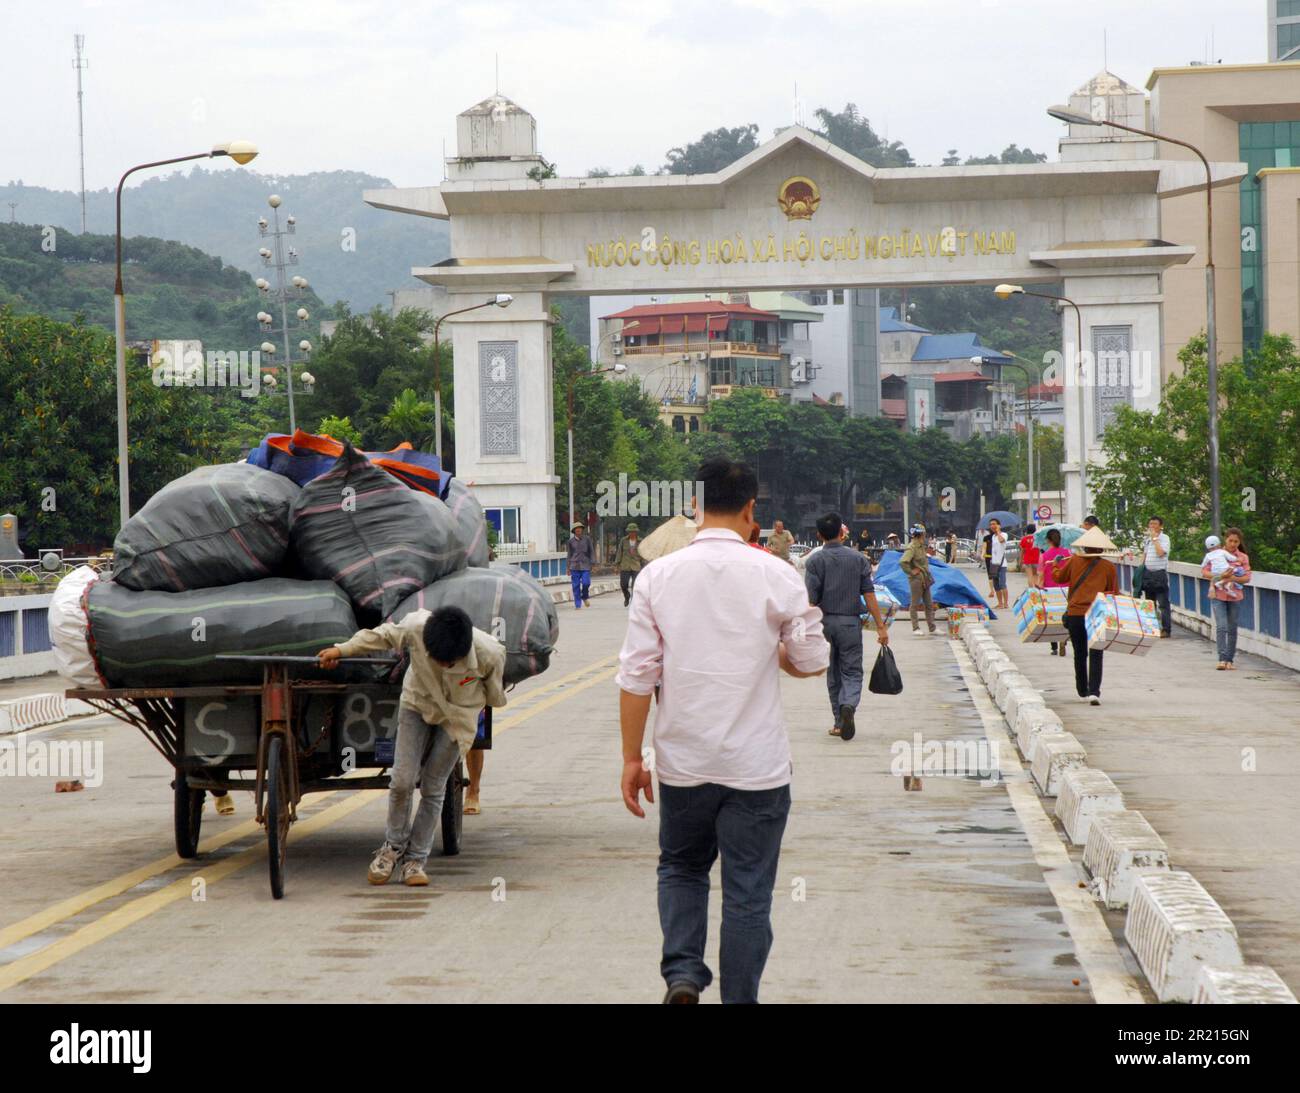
[616,458,829,1004]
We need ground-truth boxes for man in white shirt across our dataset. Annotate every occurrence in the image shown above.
[616,458,829,1004]
[982,518,1009,610]
[1139,515,1172,638]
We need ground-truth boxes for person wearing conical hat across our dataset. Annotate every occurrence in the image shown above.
[1049,524,1120,706]
[614,522,643,607]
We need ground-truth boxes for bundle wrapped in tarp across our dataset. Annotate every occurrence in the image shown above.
[112,463,299,592]
[83,578,365,687]
[248,430,442,494]
[872,550,997,618]
[290,443,464,623]
[389,566,558,685]
[441,477,490,569]
[49,565,103,688]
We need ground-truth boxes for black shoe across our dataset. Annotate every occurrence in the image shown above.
[838,704,856,742]
[663,981,700,1004]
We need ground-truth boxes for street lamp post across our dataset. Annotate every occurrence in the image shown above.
[994,284,1086,521]
[567,348,628,531]
[114,142,257,530]
[1048,105,1221,535]
[974,354,1035,523]
[431,294,513,463]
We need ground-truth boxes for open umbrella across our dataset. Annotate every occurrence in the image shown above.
[636,514,699,561]
[976,510,1022,532]
[1034,522,1084,550]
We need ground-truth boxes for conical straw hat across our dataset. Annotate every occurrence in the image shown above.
[1071,526,1120,554]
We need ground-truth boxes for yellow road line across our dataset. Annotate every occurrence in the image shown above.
[0,790,382,994]
[494,665,619,735]
[0,814,266,953]
[0,650,619,989]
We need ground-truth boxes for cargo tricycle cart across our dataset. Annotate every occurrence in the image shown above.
[66,653,490,899]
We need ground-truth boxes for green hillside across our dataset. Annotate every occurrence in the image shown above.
[0,222,328,348]
[0,167,448,313]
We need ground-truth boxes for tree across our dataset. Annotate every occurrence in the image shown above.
[318,414,363,446]
[307,307,440,452]
[664,125,759,174]
[1092,333,1300,573]
[958,144,1049,166]
[0,308,233,550]
[380,389,437,449]
[812,104,914,167]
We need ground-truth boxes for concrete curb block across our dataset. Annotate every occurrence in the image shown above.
[1083,810,1169,909]
[1003,684,1043,728]
[1029,731,1087,797]
[1126,871,1242,1002]
[551,580,619,605]
[1013,703,1062,758]
[1055,767,1125,846]
[1193,964,1299,1004]
[967,618,1293,1004]
[993,670,1032,713]
[0,693,67,735]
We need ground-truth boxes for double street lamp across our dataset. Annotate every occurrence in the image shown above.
[114,141,258,530]
[431,294,513,463]
[993,284,1087,520]
[972,354,1035,524]
[1047,104,1222,535]
[567,330,627,529]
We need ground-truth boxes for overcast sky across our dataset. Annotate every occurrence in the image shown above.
[3,0,1268,193]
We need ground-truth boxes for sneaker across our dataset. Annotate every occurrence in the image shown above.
[1089,696,1101,706]
[213,792,235,816]
[838,704,856,742]
[400,860,430,887]
[663,981,700,1004]
[367,843,402,886]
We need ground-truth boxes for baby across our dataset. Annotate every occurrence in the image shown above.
[1202,535,1246,595]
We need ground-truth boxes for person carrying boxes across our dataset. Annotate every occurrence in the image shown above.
[1049,526,1120,706]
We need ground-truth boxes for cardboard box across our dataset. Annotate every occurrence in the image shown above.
[1085,593,1160,655]
[947,604,990,637]
[1016,587,1069,643]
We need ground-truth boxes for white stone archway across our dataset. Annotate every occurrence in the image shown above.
[367,95,1242,549]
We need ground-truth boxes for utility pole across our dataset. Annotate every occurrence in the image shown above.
[73,34,89,234]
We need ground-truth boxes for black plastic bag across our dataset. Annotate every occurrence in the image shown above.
[868,646,903,695]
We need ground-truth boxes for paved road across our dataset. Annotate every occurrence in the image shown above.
[1,589,1154,1003]
[987,568,1300,995]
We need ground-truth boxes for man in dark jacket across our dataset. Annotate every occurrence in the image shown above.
[805,512,889,742]
[614,522,643,606]
[567,522,594,609]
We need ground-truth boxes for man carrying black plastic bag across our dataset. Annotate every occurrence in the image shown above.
[318,606,507,887]
[804,512,889,742]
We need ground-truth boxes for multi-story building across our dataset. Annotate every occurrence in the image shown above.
[1058,57,1300,382]
[596,299,792,432]
[787,288,882,415]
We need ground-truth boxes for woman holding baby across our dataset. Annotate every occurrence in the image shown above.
[1202,527,1252,670]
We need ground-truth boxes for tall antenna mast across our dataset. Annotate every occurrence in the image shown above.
[73,34,89,233]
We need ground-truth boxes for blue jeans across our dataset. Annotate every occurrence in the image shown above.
[1212,598,1239,663]
[822,614,864,723]
[570,569,591,606]
[657,781,791,1004]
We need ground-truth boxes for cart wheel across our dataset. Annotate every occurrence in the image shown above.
[174,774,204,859]
[441,759,465,856]
[265,735,290,899]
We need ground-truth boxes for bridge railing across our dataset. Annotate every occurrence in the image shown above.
[1116,559,1300,672]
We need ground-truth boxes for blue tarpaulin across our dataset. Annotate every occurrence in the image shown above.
[873,550,996,618]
